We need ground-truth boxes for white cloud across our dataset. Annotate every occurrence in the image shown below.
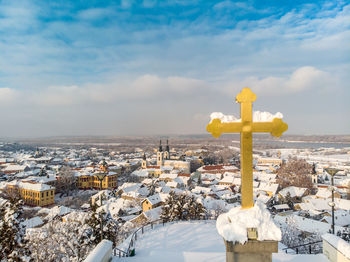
[1,66,336,108]
[15,75,207,107]
[0,88,17,104]
[286,66,330,92]
[226,66,335,96]
[33,85,82,106]
[77,8,116,20]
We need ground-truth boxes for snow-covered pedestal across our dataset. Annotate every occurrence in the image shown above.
[216,202,281,262]
[224,240,278,262]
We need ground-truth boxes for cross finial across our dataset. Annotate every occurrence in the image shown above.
[206,87,288,209]
[236,87,257,103]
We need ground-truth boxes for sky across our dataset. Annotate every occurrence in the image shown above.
[0,0,349,137]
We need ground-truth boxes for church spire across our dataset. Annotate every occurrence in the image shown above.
[159,140,163,152]
[166,139,170,153]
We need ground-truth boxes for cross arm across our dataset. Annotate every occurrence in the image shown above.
[252,118,288,137]
[206,119,242,138]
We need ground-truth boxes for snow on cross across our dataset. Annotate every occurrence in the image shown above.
[206,87,288,209]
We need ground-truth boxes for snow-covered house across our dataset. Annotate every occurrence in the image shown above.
[271,204,291,213]
[21,216,44,229]
[278,186,308,199]
[141,194,164,212]
[257,182,279,197]
[218,176,234,186]
[166,181,180,189]
[2,164,30,175]
[316,187,341,199]
[192,186,212,196]
[130,206,163,225]
[159,173,178,182]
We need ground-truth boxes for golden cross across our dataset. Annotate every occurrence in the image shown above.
[206,88,288,209]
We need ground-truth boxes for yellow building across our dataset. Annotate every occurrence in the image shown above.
[77,161,117,190]
[141,194,163,212]
[7,181,55,207]
[257,158,283,166]
[77,172,118,190]
[146,166,162,178]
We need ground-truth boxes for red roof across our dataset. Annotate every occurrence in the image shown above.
[202,165,225,171]
[318,185,347,189]
[147,166,160,169]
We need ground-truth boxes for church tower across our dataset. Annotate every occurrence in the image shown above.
[100,159,109,173]
[311,163,318,184]
[141,153,148,169]
[157,140,164,166]
[164,139,170,160]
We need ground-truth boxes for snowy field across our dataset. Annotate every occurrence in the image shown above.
[113,221,329,262]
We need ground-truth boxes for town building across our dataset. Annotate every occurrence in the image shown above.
[76,161,118,190]
[6,180,55,207]
[141,140,190,174]
[141,194,163,212]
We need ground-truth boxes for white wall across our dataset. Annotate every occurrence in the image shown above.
[84,239,113,262]
[323,236,350,262]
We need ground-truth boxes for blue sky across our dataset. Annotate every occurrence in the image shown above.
[0,0,349,137]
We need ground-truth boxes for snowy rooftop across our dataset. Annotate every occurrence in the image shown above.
[8,180,54,192]
[21,216,43,229]
[144,194,162,205]
[279,186,307,198]
[275,214,346,234]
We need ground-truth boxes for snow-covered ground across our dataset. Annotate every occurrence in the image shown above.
[113,221,329,262]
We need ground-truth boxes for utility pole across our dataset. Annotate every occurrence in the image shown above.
[96,160,108,242]
[325,168,339,235]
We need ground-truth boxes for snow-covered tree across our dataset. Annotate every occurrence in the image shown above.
[337,228,350,242]
[160,192,207,222]
[0,197,30,261]
[26,220,93,262]
[280,216,322,254]
[38,167,47,177]
[147,180,157,197]
[187,195,206,220]
[86,202,119,246]
[160,191,176,222]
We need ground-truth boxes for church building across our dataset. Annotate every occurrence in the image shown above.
[141,140,190,176]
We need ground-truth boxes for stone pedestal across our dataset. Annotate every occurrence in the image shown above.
[224,240,278,262]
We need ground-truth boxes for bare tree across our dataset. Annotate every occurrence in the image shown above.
[0,186,22,203]
[276,158,313,189]
[56,166,77,197]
